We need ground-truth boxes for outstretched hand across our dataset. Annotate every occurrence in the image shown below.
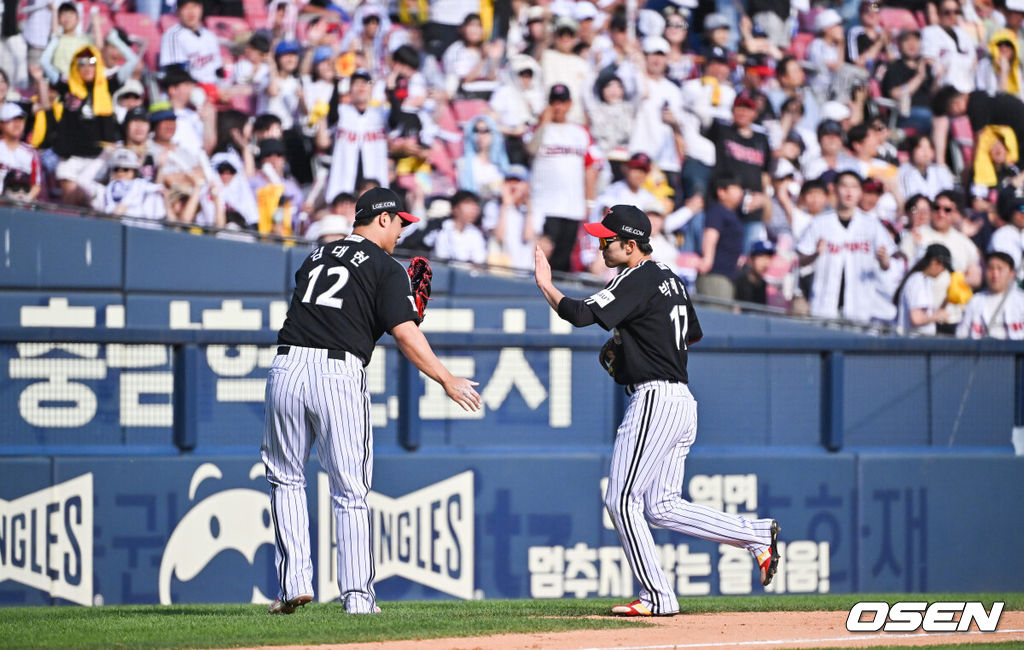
[444,377,481,412]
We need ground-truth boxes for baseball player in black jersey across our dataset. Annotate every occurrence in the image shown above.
[534,205,780,616]
[262,187,481,615]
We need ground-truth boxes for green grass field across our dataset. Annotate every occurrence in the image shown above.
[0,593,1019,649]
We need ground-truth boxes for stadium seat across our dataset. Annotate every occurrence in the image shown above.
[242,0,268,29]
[114,13,162,70]
[451,99,489,124]
[159,14,179,33]
[879,8,920,36]
[88,10,114,43]
[788,32,815,61]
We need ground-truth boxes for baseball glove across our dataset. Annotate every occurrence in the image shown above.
[407,256,433,324]
[599,337,620,378]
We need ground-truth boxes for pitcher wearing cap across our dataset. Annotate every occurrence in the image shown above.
[262,187,481,615]
[534,205,781,617]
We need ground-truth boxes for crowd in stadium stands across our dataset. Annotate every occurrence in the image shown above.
[0,0,1022,336]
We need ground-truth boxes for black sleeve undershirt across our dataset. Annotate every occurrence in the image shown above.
[556,297,598,327]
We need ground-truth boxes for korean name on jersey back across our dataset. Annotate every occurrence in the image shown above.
[585,261,702,385]
[278,235,417,361]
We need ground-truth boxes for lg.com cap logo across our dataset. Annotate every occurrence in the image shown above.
[847,601,1004,633]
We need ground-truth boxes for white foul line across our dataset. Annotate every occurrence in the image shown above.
[572,628,1024,650]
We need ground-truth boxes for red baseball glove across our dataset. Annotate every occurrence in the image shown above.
[407,256,432,324]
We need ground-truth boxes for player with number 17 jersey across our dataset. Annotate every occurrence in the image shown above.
[584,259,703,385]
[535,205,779,618]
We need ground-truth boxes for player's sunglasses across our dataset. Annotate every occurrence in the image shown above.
[77,56,97,66]
[599,236,623,250]
[113,167,134,173]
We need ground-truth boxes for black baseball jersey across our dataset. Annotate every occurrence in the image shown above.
[584,260,703,385]
[277,234,419,364]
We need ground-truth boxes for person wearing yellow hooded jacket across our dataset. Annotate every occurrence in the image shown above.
[976,29,1024,100]
[52,45,118,206]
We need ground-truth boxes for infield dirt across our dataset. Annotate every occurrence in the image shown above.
[245,609,1024,650]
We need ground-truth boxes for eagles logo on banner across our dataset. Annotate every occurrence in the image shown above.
[0,474,93,606]
[318,471,474,601]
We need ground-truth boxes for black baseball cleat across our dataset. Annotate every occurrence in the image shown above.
[758,520,781,587]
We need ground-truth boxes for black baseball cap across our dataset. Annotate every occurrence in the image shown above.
[584,204,651,241]
[248,31,272,53]
[4,169,32,190]
[817,119,844,138]
[256,138,287,160]
[124,106,149,123]
[354,187,419,224]
[549,83,571,103]
[707,46,731,65]
[160,64,195,87]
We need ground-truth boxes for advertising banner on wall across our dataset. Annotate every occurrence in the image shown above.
[2,454,1021,606]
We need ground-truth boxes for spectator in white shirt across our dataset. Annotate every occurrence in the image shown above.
[807,10,846,100]
[161,65,216,156]
[489,55,544,164]
[159,0,223,86]
[990,189,1024,281]
[895,243,954,335]
[957,250,1024,338]
[679,47,735,199]
[258,41,303,131]
[922,0,979,93]
[442,13,502,99]
[540,16,590,124]
[481,165,538,270]
[434,189,488,264]
[630,36,685,205]
[897,134,956,200]
[457,116,509,202]
[100,148,167,221]
[225,31,272,115]
[528,83,600,272]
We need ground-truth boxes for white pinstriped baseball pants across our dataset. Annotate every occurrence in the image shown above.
[260,345,377,614]
[604,380,774,615]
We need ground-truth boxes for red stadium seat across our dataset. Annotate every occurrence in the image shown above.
[879,7,921,36]
[788,32,815,61]
[451,99,489,124]
[159,14,179,33]
[243,0,268,29]
[88,10,114,43]
[114,12,162,70]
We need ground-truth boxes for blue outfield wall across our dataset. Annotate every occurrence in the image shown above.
[1,452,1022,607]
